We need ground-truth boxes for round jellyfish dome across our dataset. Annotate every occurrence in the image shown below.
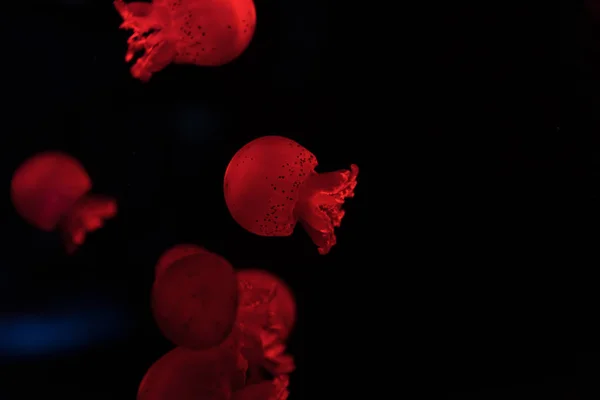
[11,152,91,231]
[223,136,359,254]
[151,250,239,349]
[137,340,245,400]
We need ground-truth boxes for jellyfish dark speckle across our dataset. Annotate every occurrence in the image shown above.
[224,136,359,255]
[10,152,117,254]
[114,0,257,81]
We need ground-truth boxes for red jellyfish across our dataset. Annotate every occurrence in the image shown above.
[137,334,248,400]
[151,250,239,349]
[237,269,297,375]
[224,136,359,255]
[154,243,208,281]
[114,0,257,81]
[10,152,117,254]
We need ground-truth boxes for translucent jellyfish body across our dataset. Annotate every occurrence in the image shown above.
[137,338,246,400]
[114,0,257,81]
[10,152,117,254]
[151,250,238,349]
[224,136,359,255]
[237,269,296,375]
[154,243,208,281]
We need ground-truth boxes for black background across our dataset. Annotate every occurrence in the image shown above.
[0,0,595,399]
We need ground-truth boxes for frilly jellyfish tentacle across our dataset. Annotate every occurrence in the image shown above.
[59,194,117,254]
[131,40,177,82]
[114,0,177,81]
[236,269,296,376]
[295,164,359,255]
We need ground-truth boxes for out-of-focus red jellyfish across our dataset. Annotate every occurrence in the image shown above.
[152,250,239,349]
[231,376,290,400]
[137,334,247,400]
[154,243,208,281]
[114,0,257,81]
[10,152,117,254]
[237,269,296,375]
[224,136,359,255]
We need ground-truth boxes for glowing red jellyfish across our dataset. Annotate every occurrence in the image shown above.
[137,337,247,400]
[114,0,257,81]
[10,152,117,254]
[237,269,296,375]
[154,243,208,281]
[224,136,359,255]
[151,250,239,349]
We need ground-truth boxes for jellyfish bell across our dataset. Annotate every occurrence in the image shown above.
[137,340,247,400]
[236,269,297,375]
[10,152,117,254]
[151,250,239,349]
[224,136,359,255]
[114,0,257,81]
[154,244,208,281]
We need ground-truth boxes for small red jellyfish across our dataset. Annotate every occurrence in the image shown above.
[154,243,208,281]
[237,269,296,375]
[114,0,257,81]
[151,250,239,349]
[137,336,247,400]
[224,136,359,255]
[10,152,117,254]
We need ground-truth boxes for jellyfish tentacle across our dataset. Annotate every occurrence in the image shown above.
[130,39,177,81]
[294,164,359,254]
[58,194,117,254]
[305,164,359,196]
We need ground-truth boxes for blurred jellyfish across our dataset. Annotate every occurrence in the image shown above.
[224,136,359,254]
[10,152,117,254]
[236,269,296,376]
[137,332,247,400]
[114,0,257,81]
[151,250,238,349]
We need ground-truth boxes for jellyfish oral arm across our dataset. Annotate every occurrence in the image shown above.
[59,195,117,254]
[295,164,359,255]
[114,0,177,81]
[130,40,177,82]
